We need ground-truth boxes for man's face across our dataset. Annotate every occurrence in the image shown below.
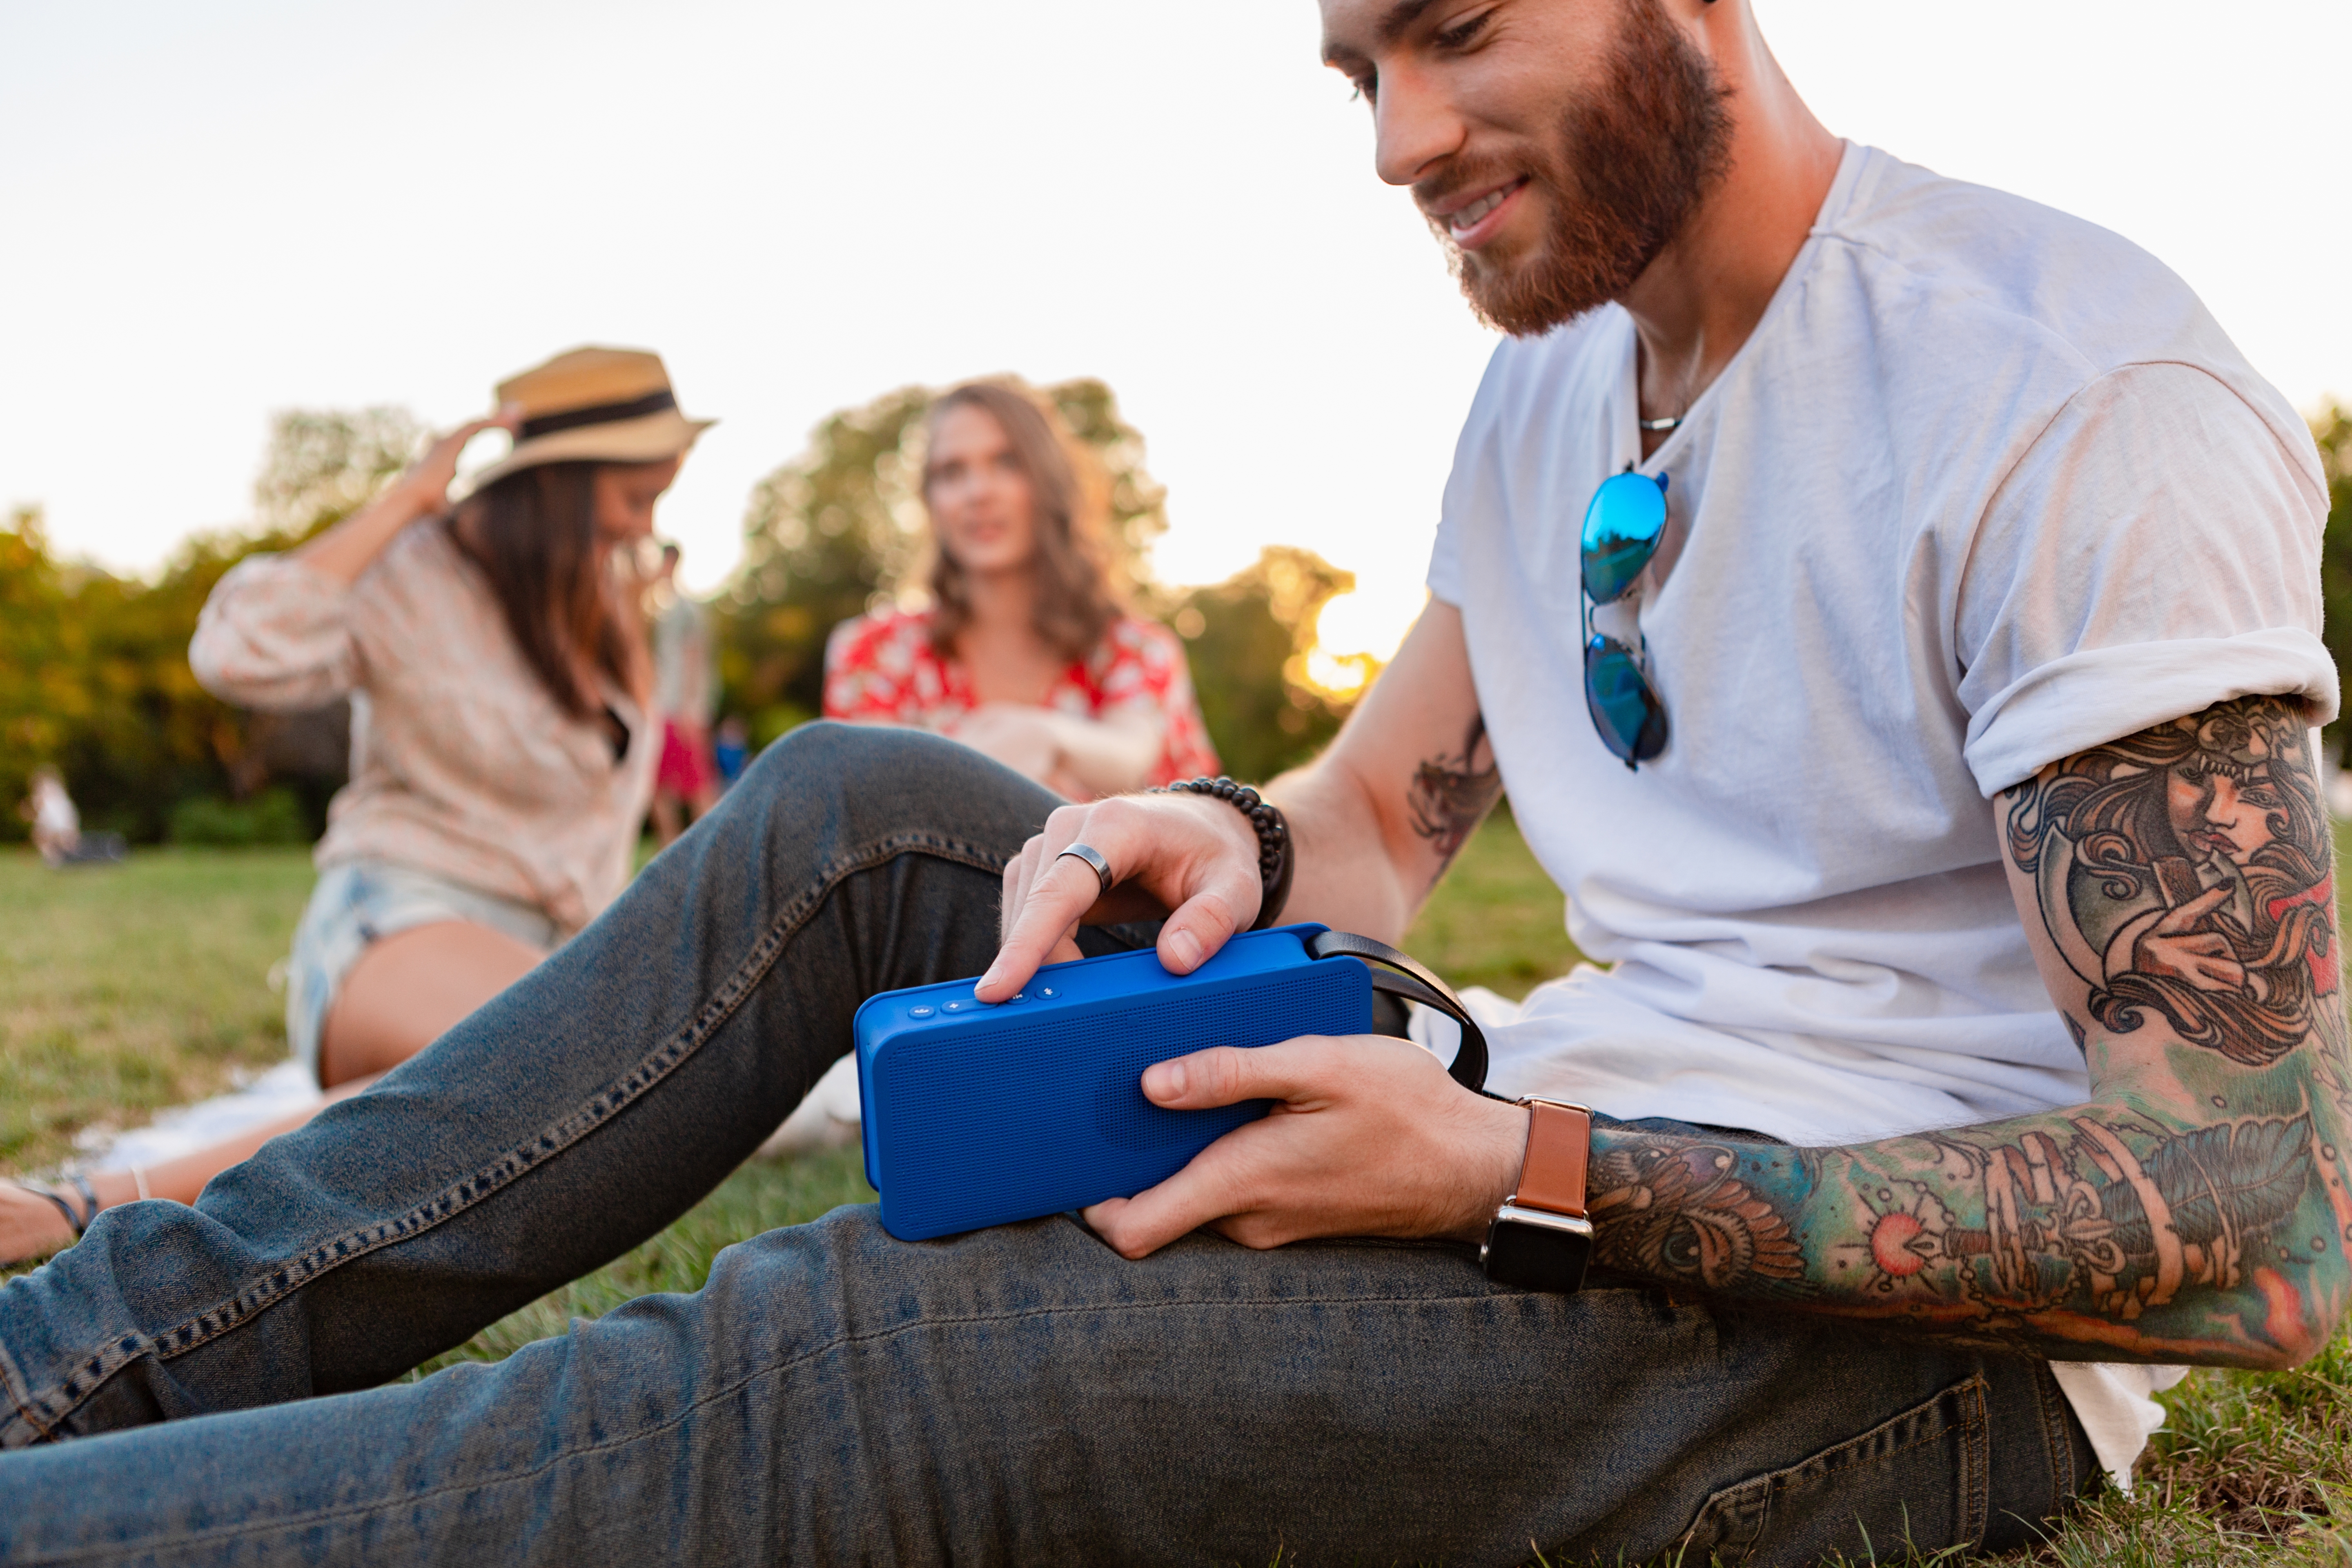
[1319,0,1733,336]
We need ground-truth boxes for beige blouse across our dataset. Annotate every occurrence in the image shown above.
[190,522,657,934]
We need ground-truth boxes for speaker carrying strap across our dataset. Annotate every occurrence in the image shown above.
[1305,930,1489,1093]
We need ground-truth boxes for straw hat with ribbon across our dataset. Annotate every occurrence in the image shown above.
[463,345,713,494]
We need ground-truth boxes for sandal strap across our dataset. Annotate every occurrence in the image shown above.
[11,1179,89,1239]
[66,1174,102,1231]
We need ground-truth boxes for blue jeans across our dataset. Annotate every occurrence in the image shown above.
[0,724,2095,1565]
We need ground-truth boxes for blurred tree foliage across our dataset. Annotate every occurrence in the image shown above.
[711,378,1367,778]
[253,408,425,536]
[2316,405,2352,769]
[0,410,419,841]
[1140,547,1364,783]
[716,386,931,747]
[0,506,81,826]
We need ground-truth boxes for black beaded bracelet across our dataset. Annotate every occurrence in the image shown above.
[1150,775,1294,931]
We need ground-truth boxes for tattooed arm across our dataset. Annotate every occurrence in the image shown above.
[1265,600,1502,944]
[1584,695,2352,1368]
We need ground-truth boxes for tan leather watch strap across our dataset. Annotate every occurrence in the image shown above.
[1513,1100,1592,1219]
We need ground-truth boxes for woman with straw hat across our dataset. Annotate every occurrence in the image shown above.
[2,347,710,1261]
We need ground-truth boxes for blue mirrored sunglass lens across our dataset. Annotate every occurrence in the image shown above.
[1583,635,1669,765]
[1580,471,1669,604]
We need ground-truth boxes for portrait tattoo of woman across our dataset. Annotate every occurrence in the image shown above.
[2005,695,2339,1066]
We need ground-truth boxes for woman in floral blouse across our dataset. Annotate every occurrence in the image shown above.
[823,381,1217,800]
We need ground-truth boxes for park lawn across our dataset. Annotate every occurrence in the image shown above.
[0,848,309,1173]
[5,817,2352,1563]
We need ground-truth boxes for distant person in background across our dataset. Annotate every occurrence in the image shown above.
[14,767,124,868]
[712,714,751,790]
[0,346,708,1263]
[20,767,80,866]
[824,380,1217,798]
[648,541,721,845]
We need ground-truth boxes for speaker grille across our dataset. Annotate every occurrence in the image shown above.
[873,961,1369,1239]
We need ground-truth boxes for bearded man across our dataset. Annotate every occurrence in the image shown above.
[3,3,2343,1564]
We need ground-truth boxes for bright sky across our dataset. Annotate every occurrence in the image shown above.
[4,2,2347,661]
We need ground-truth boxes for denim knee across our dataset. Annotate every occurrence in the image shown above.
[735,720,1058,851]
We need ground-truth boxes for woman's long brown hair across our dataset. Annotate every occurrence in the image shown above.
[448,461,648,721]
[922,382,1122,665]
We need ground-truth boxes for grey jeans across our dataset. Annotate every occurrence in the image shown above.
[0,723,2096,1565]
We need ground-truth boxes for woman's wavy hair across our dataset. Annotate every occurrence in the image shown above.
[920,381,1122,665]
[448,461,649,721]
[2009,707,2330,1065]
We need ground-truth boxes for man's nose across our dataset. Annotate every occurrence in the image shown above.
[1372,67,1464,188]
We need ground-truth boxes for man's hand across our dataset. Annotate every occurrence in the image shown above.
[1081,1034,1528,1258]
[978,791,1265,1002]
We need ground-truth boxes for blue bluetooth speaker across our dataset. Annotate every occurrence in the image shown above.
[854,922,1488,1241]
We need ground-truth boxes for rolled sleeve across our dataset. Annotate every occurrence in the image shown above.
[188,553,363,710]
[1425,513,1463,608]
[1964,628,2336,797]
[1955,361,2334,795]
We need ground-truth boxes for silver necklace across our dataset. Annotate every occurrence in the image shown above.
[1638,414,1682,432]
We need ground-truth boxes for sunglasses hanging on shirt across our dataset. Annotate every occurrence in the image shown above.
[1580,468,1671,768]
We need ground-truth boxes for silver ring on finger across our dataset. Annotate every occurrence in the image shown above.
[1054,842,1116,898]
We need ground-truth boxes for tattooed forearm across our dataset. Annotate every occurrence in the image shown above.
[1582,695,2352,1368]
[1588,1105,2336,1363]
[1587,1139,1805,1290]
[1408,714,1500,870]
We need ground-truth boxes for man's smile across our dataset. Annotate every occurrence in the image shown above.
[1426,176,1529,248]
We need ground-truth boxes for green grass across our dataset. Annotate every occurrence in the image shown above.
[1404,802,1584,998]
[405,1143,878,1377]
[7,820,2352,1562]
[0,847,310,1172]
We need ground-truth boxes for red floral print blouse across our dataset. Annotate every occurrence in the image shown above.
[822,606,1220,791]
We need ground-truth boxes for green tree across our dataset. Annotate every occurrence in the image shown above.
[0,506,79,835]
[2,409,421,841]
[252,407,425,537]
[1147,546,1365,784]
[717,385,932,744]
[2316,405,2352,769]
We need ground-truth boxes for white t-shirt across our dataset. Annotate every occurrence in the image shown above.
[1419,142,2334,1484]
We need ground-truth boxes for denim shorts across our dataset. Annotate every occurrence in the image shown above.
[285,858,562,1083]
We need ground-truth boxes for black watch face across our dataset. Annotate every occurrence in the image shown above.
[1485,1217,1592,1294]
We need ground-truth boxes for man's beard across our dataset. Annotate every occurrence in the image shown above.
[1426,0,1734,337]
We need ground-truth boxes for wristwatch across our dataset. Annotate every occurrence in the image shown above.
[1481,1098,1595,1293]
